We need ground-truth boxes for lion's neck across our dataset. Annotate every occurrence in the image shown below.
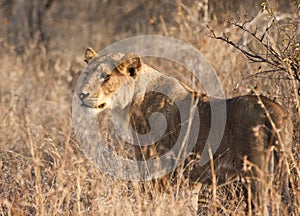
[134,64,163,96]
[135,64,189,101]
[112,63,188,110]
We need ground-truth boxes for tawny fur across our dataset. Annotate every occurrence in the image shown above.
[73,48,293,213]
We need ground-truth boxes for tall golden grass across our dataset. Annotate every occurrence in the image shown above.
[0,1,299,215]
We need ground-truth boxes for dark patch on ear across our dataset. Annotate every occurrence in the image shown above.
[128,67,136,77]
[117,53,142,77]
[84,48,97,63]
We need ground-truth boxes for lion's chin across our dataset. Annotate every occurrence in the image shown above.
[76,104,103,119]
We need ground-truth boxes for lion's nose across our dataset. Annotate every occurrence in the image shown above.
[79,92,89,100]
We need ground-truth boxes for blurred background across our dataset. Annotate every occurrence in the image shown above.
[1,0,298,94]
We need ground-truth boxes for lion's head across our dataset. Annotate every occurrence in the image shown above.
[75,48,143,115]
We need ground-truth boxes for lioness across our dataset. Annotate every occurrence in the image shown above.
[73,48,293,214]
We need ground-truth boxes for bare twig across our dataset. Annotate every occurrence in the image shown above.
[207,25,285,70]
[207,13,300,92]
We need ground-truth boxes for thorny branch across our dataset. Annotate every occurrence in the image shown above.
[231,17,281,62]
[207,25,285,72]
[207,17,300,93]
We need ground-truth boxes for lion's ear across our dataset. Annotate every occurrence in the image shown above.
[84,48,97,63]
[116,53,142,77]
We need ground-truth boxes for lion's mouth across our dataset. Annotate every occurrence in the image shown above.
[78,93,107,110]
[81,102,106,109]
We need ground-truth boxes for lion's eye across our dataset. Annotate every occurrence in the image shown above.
[100,73,110,82]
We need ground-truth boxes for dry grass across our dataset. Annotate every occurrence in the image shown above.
[0,0,299,215]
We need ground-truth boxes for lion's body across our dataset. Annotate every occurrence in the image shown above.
[73,48,293,213]
[190,95,292,182]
